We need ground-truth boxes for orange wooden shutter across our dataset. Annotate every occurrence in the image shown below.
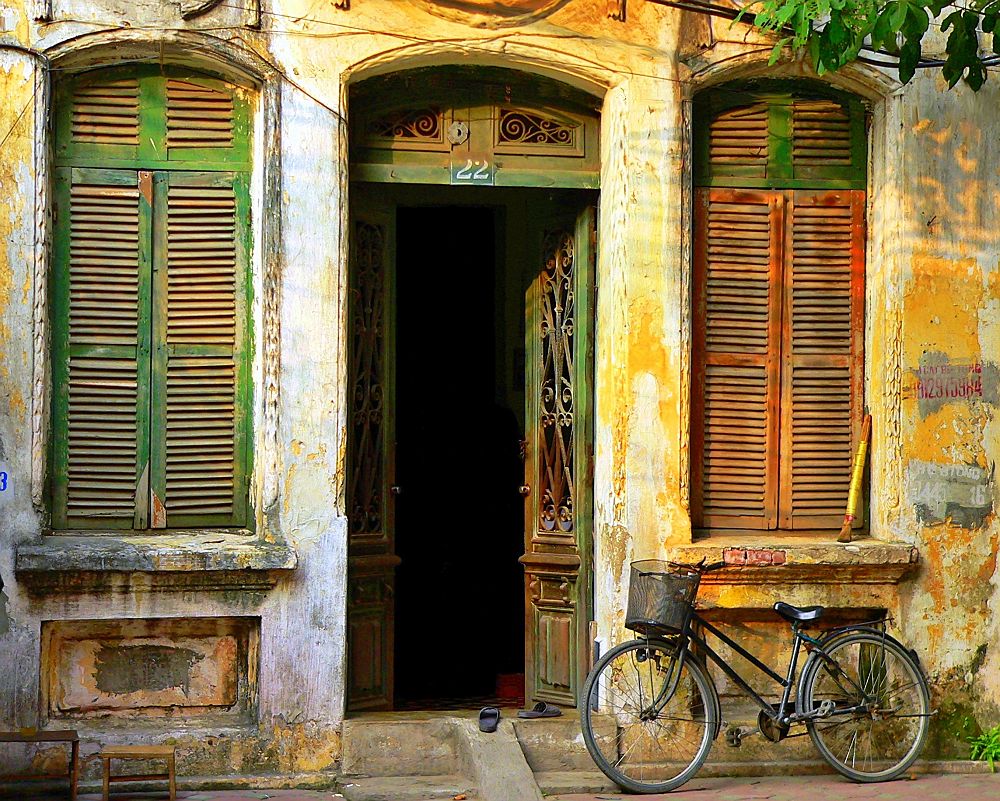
[692,188,784,529]
[778,189,865,529]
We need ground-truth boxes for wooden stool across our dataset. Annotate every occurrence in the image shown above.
[0,729,79,800]
[98,744,176,801]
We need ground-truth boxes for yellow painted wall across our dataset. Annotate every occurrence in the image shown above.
[0,0,998,774]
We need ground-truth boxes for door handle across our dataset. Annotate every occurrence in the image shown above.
[519,485,531,496]
[390,485,402,496]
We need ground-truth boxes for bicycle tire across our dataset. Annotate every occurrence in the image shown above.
[800,630,930,782]
[581,638,716,794]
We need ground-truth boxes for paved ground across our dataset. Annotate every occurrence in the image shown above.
[15,774,1000,801]
[548,773,1000,800]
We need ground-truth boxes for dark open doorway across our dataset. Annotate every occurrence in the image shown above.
[393,205,526,709]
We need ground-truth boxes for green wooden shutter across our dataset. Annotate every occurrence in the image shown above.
[52,66,252,531]
[150,171,250,527]
[51,167,152,528]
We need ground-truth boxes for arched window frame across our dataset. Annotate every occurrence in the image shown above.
[690,80,868,535]
[49,63,254,531]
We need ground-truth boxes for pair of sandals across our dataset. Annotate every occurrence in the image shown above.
[478,701,562,732]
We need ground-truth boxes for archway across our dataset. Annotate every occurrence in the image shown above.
[345,66,600,713]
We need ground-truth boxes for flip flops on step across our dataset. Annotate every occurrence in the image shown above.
[478,706,500,733]
[517,701,562,719]
[478,701,562,732]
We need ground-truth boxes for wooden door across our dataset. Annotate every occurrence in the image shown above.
[521,203,595,708]
[346,188,399,713]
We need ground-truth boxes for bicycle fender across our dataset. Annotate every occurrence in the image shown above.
[689,650,724,740]
[707,669,723,740]
[656,641,724,740]
[795,627,924,714]
[817,627,921,667]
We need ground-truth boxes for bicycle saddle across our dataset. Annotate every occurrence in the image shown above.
[773,601,824,623]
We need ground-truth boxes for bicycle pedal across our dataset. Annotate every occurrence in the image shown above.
[724,726,743,748]
[817,700,835,718]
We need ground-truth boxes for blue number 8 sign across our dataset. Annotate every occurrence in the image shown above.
[0,464,9,506]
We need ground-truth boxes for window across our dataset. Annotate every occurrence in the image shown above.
[691,84,866,533]
[50,66,252,530]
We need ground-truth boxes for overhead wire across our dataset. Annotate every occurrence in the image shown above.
[2,0,998,149]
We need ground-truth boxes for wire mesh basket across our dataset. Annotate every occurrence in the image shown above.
[625,560,701,636]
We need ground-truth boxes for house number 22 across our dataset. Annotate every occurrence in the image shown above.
[451,158,494,185]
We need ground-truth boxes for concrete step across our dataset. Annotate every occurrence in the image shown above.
[511,713,615,772]
[341,718,459,777]
[534,770,618,794]
[342,715,543,801]
[339,774,478,801]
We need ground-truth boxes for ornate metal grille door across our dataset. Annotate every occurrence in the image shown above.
[522,204,595,707]
[346,192,399,713]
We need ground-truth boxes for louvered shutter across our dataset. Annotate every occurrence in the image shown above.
[791,100,852,168]
[150,172,249,527]
[692,188,783,529]
[58,75,142,163]
[165,76,243,163]
[707,103,770,175]
[778,190,864,529]
[52,168,151,528]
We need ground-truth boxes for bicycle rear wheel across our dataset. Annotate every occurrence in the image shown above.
[581,639,716,794]
[801,631,930,782]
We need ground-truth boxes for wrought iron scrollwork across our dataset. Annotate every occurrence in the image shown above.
[538,228,576,534]
[349,221,386,537]
[498,108,578,148]
[368,108,442,142]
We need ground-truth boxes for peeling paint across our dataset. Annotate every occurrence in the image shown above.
[0,591,9,637]
[908,459,995,528]
[95,644,204,695]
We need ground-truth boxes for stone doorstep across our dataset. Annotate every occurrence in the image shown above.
[337,774,477,801]
[340,716,541,801]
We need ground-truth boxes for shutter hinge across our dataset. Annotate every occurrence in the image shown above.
[151,490,167,528]
[139,171,152,205]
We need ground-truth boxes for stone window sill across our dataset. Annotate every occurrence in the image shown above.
[14,532,297,593]
[666,535,919,585]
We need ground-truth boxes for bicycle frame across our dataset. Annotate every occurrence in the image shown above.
[653,610,891,725]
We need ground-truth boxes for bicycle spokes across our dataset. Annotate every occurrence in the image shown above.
[581,640,715,793]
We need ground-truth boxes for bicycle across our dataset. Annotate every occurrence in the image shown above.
[581,559,932,793]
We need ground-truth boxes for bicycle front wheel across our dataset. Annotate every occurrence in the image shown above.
[801,631,930,782]
[581,639,716,794]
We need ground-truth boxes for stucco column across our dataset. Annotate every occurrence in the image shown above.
[593,73,688,647]
[256,79,348,742]
[0,51,47,728]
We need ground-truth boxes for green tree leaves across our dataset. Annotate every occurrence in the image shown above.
[745,0,999,90]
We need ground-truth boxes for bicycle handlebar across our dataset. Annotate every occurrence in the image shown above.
[662,558,727,574]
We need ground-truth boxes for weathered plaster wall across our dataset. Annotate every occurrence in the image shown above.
[593,70,689,649]
[889,72,1000,745]
[3,0,1000,777]
[0,47,45,730]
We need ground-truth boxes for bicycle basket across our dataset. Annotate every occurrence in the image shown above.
[625,560,700,636]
